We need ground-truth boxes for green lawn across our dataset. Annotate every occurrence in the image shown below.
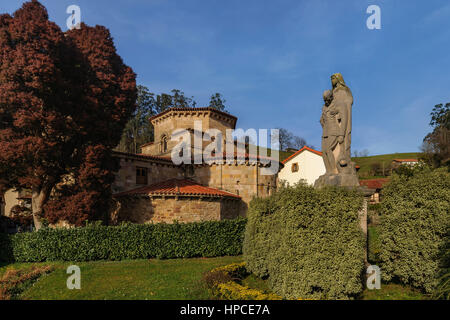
[368,226,381,264]
[353,152,421,179]
[361,283,427,300]
[241,274,272,294]
[1,256,242,300]
[0,224,429,301]
[0,254,428,300]
[0,225,427,301]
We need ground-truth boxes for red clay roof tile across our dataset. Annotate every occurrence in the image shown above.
[114,179,241,199]
[112,151,172,162]
[359,178,390,190]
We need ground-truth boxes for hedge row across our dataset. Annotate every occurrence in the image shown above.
[243,183,366,300]
[379,167,450,293]
[0,219,246,262]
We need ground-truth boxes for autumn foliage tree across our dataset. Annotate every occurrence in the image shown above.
[0,1,137,229]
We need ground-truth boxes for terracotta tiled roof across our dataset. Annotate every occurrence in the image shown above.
[140,142,154,148]
[114,179,241,199]
[204,151,281,163]
[149,107,237,122]
[282,146,323,164]
[112,151,172,162]
[359,178,390,190]
[113,150,282,167]
[392,159,418,162]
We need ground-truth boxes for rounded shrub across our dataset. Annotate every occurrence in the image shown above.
[379,167,450,294]
[244,183,366,300]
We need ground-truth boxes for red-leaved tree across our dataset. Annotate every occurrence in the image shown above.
[0,1,136,229]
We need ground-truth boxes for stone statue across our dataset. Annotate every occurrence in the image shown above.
[315,73,359,188]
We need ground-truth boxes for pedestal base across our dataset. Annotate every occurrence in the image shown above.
[314,173,360,188]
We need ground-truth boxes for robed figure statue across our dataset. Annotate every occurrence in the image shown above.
[315,73,359,188]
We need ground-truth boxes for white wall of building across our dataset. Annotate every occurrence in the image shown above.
[3,189,20,217]
[278,147,326,186]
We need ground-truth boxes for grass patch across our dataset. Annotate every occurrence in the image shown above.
[240,274,271,294]
[0,252,431,300]
[368,226,381,264]
[2,256,242,300]
[353,152,421,179]
[361,283,428,300]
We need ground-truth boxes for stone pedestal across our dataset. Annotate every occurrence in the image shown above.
[314,173,360,188]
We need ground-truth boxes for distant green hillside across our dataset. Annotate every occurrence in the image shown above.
[244,148,420,173]
[353,152,421,179]
[279,150,295,162]
[248,145,295,162]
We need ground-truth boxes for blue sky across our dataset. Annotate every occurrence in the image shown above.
[2,0,450,155]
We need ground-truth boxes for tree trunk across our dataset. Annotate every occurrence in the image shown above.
[31,186,52,231]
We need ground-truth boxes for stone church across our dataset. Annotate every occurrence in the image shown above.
[111,107,280,224]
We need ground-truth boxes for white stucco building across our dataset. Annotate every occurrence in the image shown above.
[0,189,31,217]
[278,146,326,186]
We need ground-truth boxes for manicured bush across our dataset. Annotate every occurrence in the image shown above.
[0,219,246,262]
[379,167,450,294]
[241,196,276,279]
[244,183,366,300]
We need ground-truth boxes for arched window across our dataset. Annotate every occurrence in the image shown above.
[161,135,168,153]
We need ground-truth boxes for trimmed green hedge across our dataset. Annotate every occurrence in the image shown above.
[0,219,246,262]
[243,183,366,300]
[379,167,450,294]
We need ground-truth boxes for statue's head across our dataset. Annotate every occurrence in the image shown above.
[322,90,332,105]
[331,73,346,88]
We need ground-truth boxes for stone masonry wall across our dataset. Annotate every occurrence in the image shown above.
[194,163,277,216]
[147,110,236,157]
[112,157,183,194]
[116,196,241,224]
